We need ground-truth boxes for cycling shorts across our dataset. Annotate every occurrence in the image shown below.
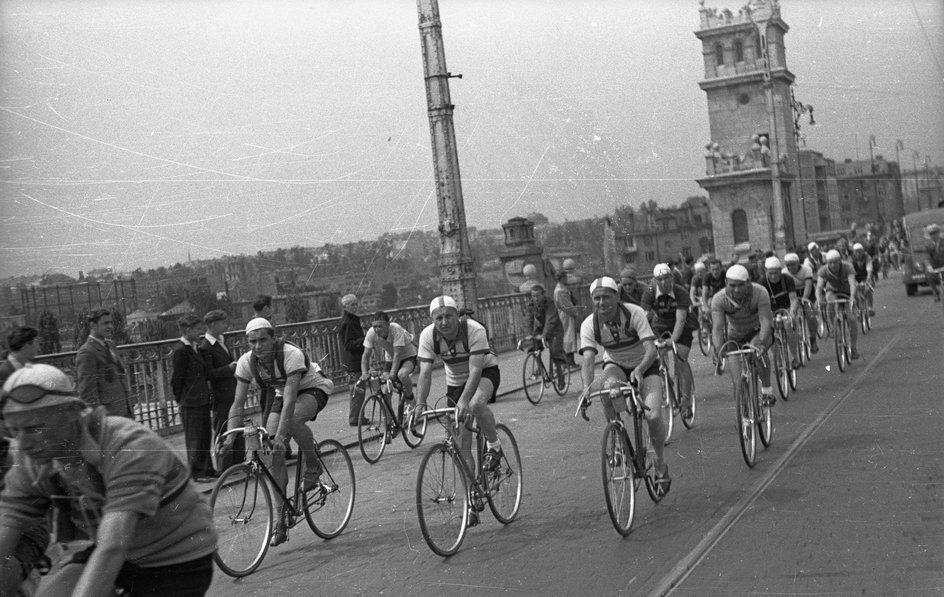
[446,365,500,405]
[382,356,418,378]
[269,387,328,419]
[651,326,693,349]
[602,360,660,380]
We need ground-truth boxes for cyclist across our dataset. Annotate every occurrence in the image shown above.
[926,224,944,302]
[850,243,875,316]
[816,249,861,360]
[804,242,825,274]
[415,296,503,473]
[578,276,670,495]
[225,317,335,546]
[525,283,567,385]
[783,252,819,354]
[360,310,418,405]
[689,261,707,309]
[701,258,727,309]
[710,264,776,406]
[618,266,648,306]
[640,264,696,419]
[761,256,801,369]
[0,364,217,597]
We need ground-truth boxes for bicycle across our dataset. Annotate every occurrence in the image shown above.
[721,341,772,468]
[816,301,831,339]
[796,298,815,366]
[576,380,666,536]
[653,333,695,444]
[855,282,873,334]
[210,420,356,577]
[931,267,944,315]
[695,302,712,357]
[357,370,427,464]
[826,298,853,373]
[771,310,798,401]
[414,400,523,557]
[519,336,571,404]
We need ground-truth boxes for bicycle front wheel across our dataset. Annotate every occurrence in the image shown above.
[401,400,427,449]
[416,444,469,557]
[773,339,790,401]
[522,352,546,405]
[305,439,355,539]
[735,378,756,468]
[834,317,847,373]
[601,422,636,536]
[697,319,711,356]
[552,359,572,396]
[660,370,675,445]
[358,395,390,464]
[210,463,273,578]
[485,424,523,524]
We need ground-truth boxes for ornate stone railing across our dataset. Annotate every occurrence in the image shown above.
[35,293,531,436]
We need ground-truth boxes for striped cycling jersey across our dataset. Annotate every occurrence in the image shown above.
[710,283,772,338]
[817,262,854,297]
[579,302,654,367]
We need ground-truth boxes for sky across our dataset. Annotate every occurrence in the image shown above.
[1,0,942,279]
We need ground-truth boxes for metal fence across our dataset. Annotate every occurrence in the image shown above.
[35,293,530,436]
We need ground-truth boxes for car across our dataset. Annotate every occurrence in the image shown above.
[901,208,944,296]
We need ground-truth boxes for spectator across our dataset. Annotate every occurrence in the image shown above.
[554,271,585,366]
[339,294,368,426]
[171,314,215,482]
[74,309,134,418]
[200,309,243,471]
[0,326,39,388]
[253,294,273,320]
[0,364,217,596]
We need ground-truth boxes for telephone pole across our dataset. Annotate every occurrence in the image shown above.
[416,0,477,310]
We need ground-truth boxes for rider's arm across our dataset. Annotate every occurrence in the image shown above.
[847,272,859,307]
[274,372,303,447]
[458,354,486,408]
[815,275,826,304]
[226,379,250,441]
[672,308,686,344]
[415,360,433,407]
[710,294,725,355]
[755,288,773,348]
[73,510,138,597]
[360,345,372,379]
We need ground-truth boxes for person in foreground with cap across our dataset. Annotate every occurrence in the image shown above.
[761,256,801,369]
[850,243,875,316]
[782,253,819,354]
[925,224,944,302]
[815,250,860,360]
[415,296,504,483]
[710,264,777,406]
[0,364,217,596]
[640,264,697,419]
[225,317,335,546]
[578,276,671,496]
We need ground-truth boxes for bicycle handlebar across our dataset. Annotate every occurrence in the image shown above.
[575,381,642,421]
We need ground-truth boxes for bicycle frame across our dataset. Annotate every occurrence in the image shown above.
[826,298,853,371]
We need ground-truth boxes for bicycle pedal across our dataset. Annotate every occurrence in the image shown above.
[467,511,480,527]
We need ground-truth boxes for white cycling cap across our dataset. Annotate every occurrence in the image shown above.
[245,317,274,334]
[589,276,619,294]
[927,224,941,233]
[825,249,842,263]
[852,243,865,251]
[726,264,750,282]
[694,261,706,272]
[652,263,672,278]
[2,364,85,415]
[429,295,458,315]
[764,256,782,270]
[807,242,819,251]
[784,253,800,264]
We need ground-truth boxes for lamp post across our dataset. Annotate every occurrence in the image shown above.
[913,151,921,209]
[791,86,814,236]
[868,134,882,224]
[925,155,932,210]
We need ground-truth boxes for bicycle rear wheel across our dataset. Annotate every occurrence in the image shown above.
[416,444,469,557]
[484,424,523,524]
[305,439,355,539]
[401,399,427,449]
[552,359,571,396]
[773,338,789,401]
[358,395,389,464]
[522,352,546,405]
[660,370,675,445]
[210,463,273,578]
[735,378,756,468]
[601,422,636,536]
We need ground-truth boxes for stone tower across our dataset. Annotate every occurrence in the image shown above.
[694,0,805,256]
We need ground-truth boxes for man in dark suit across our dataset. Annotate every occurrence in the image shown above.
[199,309,243,470]
[74,309,134,418]
[338,294,368,426]
[171,314,214,482]
[0,326,39,388]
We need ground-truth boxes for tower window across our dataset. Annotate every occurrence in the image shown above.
[755,35,763,59]
[715,44,724,66]
[732,209,749,244]
[735,39,744,62]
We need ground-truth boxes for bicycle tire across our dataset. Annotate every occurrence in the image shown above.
[485,424,523,524]
[788,344,798,392]
[798,313,811,366]
[552,359,572,396]
[817,307,828,339]
[358,395,389,464]
[401,400,427,449]
[736,377,756,468]
[305,439,355,539]
[660,369,674,445]
[522,352,546,405]
[681,387,696,429]
[416,444,469,557]
[773,338,789,401]
[638,410,663,504]
[697,319,711,357]
[601,422,636,536]
[210,463,273,578]
[757,378,773,449]
[834,316,847,373]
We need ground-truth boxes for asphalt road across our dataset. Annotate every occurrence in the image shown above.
[205,277,943,597]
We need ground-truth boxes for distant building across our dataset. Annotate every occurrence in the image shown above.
[616,198,714,274]
[796,150,841,235]
[834,157,905,228]
[18,278,137,327]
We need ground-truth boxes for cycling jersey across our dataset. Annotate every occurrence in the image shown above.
[578,302,654,367]
[710,283,772,339]
[762,275,797,312]
[363,322,417,361]
[235,341,333,397]
[417,319,498,387]
[783,264,814,300]
[702,273,726,298]
[640,284,698,332]
[850,254,871,283]
[817,262,855,297]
